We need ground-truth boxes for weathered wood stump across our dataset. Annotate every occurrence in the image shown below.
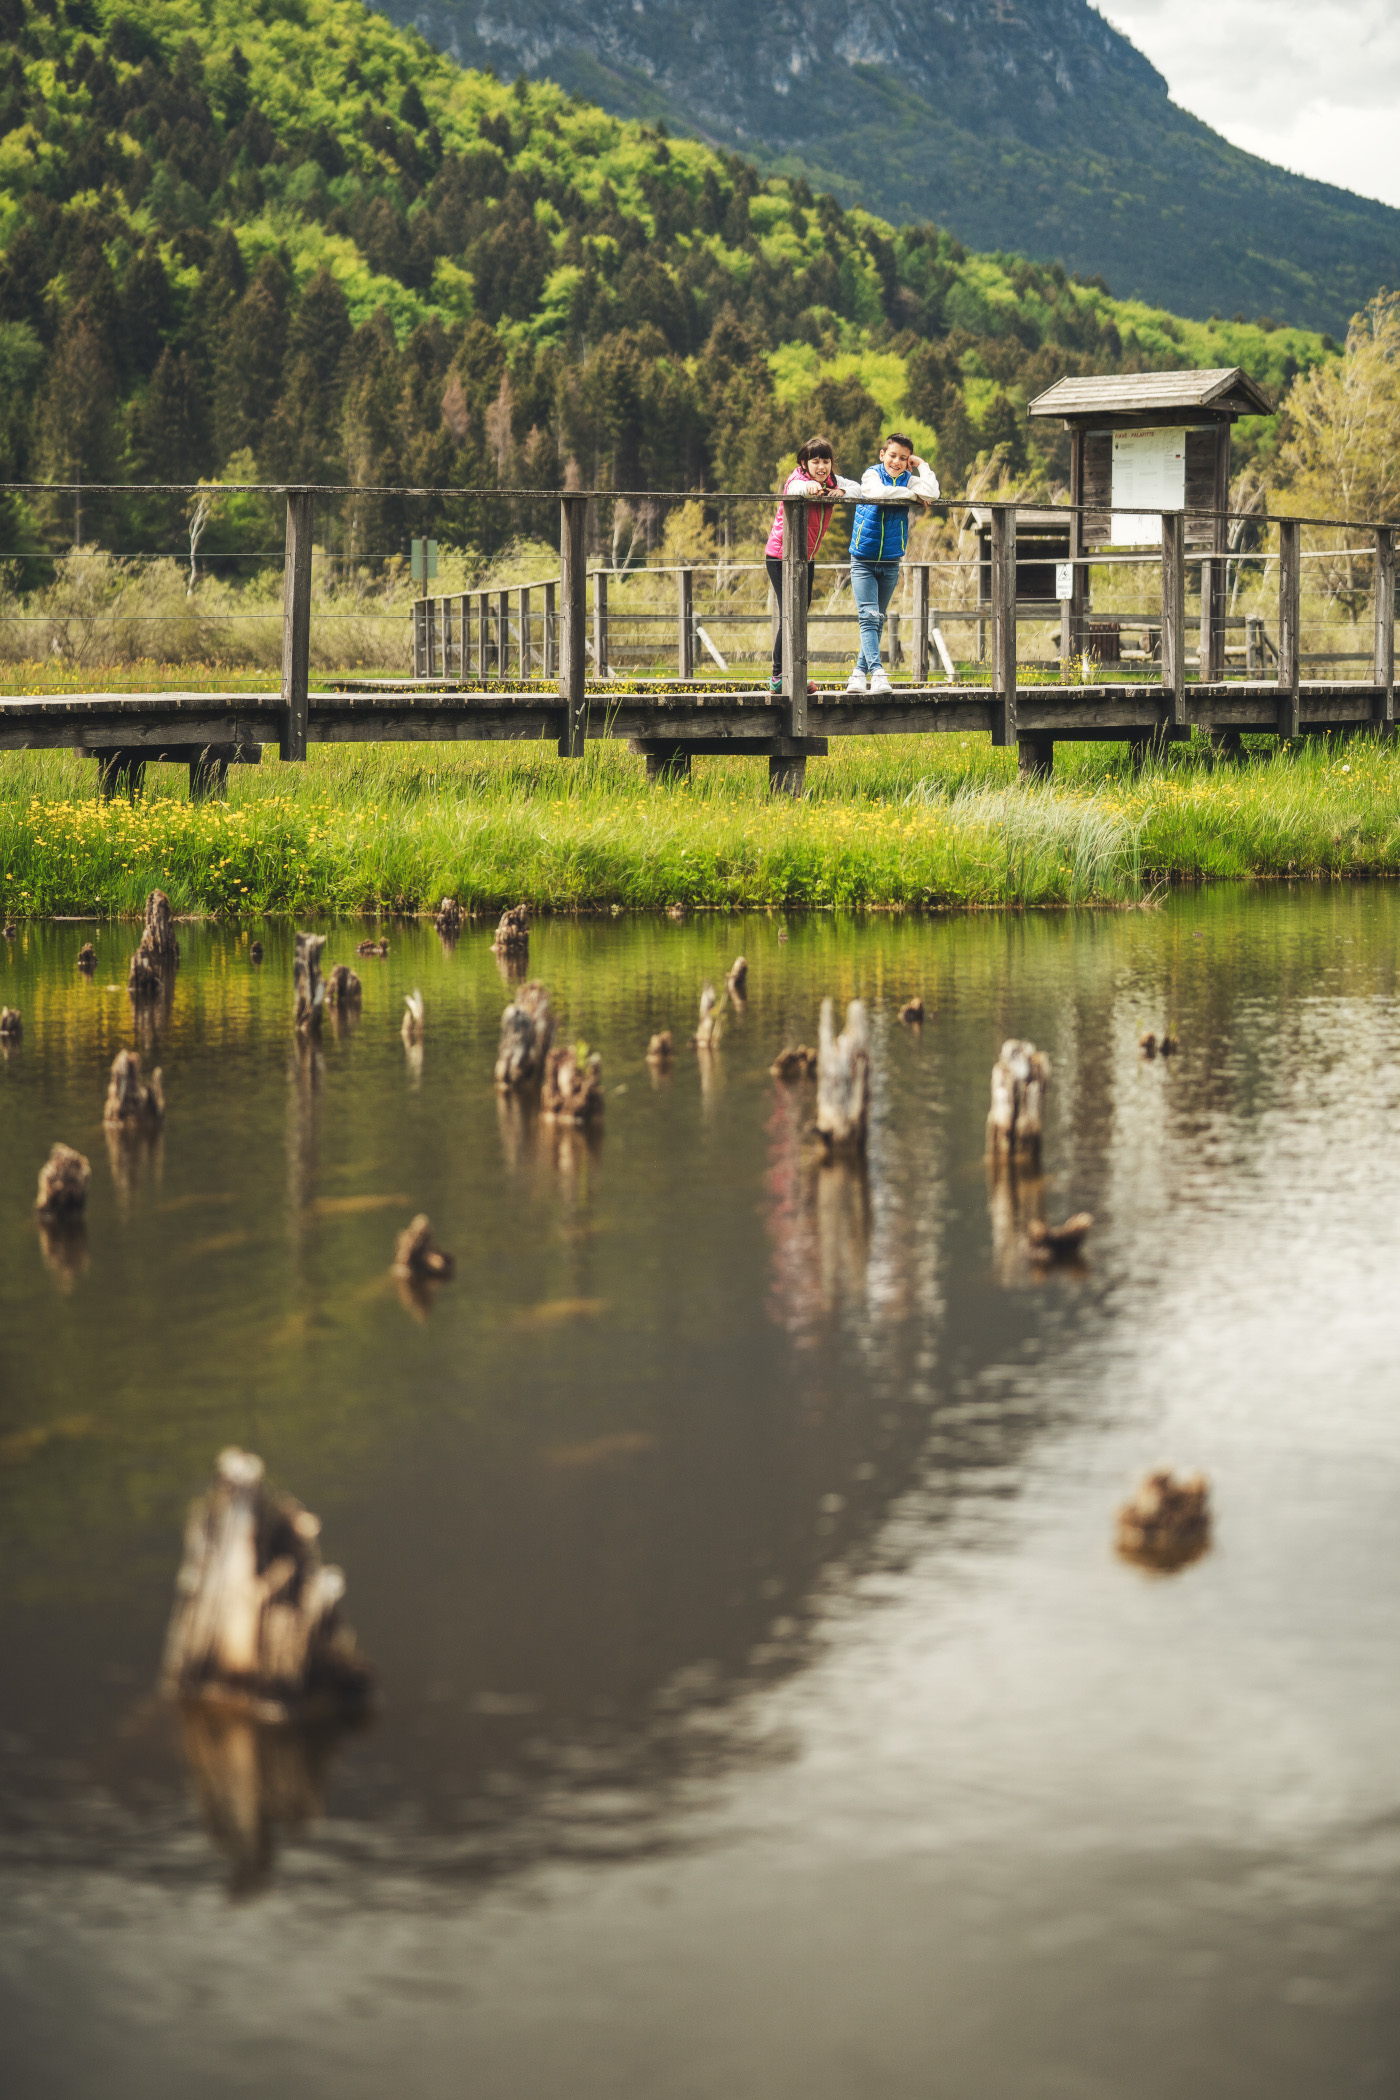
[491,903,529,955]
[0,1007,20,1040]
[293,932,326,1032]
[986,1039,1051,1168]
[356,937,389,958]
[495,981,555,1090]
[401,988,424,1045]
[391,1214,455,1281]
[771,1044,818,1081]
[1027,1211,1092,1263]
[1139,1029,1179,1060]
[249,939,264,964]
[35,1142,90,1216]
[434,896,462,938]
[646,1030,673,1064]
[726,955,748,1000]
[692,983,724,1049]
[542,1042,605,1125]
[816,998,870,1151]
[77,942,96,972]
[1115,1468,1211,1572]
[326,964,362,1011]
[2,920,16,940]
[141,889,179,967]
[899,997,924,1025]
[103,1048,164,1127]
[162,1448,373,1721]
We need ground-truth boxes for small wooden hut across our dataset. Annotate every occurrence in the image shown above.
[1028,368,1274,673]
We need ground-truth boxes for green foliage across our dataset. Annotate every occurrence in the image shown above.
[0,0,1337,568]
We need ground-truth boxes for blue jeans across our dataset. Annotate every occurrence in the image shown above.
[851,559,902,672]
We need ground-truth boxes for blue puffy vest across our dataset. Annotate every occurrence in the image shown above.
[850,464,911,562]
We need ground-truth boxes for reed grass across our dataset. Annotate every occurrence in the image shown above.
[3,725,1399,919]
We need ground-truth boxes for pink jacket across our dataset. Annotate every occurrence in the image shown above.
[765,468,861,560]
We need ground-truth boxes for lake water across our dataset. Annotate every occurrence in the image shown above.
[2,894,1398,2098]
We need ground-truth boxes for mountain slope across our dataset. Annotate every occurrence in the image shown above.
[389,0,1400,334]
[0,0,1326,567]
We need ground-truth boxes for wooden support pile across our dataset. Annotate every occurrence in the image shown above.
[326,964,362,1011]
[162,1448,372,1721]
[491,904,530,956]
[542,1042,605,1125]
[816,998,870,1150]
[128,889,179,997]
[692,984,724,1049]
[35,1142,89,1216]
[986,1039,1051,1168]
[1115,1468,1211,1572]
[495,981,555,1089]
[293,932,326,1031]
[103,1048,164,1127]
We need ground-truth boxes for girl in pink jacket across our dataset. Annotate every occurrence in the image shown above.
[765,438,860,691]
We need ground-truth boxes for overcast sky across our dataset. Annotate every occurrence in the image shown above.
[1103,0,1400,207]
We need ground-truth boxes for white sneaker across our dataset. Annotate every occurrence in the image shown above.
[869,667,893,695]
[845,668,868,694]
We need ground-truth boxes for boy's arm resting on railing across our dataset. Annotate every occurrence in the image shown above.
[858,463,940,502]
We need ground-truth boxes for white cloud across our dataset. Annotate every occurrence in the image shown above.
[1103,0,1400,208]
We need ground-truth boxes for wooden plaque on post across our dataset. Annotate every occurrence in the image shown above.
[781,497,809,738]
[279,489,313,761]
[989,504,1016,747]
[1161,510,1186,729]
[1277,518,1301,742]
[559,493,587,757]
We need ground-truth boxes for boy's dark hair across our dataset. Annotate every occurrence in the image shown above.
[796,435,834,470]
[883,432,913,452]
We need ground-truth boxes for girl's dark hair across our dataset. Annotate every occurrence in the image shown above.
[796,435,834,470]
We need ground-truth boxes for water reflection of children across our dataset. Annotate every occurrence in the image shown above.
[764,437,861,695]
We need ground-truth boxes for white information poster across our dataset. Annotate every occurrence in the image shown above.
[1111,427,1185,544]
[1055,562,1074,601]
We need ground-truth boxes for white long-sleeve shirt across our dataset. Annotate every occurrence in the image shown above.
[858,460,941,501]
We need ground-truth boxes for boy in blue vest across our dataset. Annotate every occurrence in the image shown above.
[846,434,940,694]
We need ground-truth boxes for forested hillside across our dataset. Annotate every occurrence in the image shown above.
[0,0,1327,566]
[394,0,1400,335]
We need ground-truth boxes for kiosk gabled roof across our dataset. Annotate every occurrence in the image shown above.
[1028,368,1274,423]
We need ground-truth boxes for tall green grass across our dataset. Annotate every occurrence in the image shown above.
[2,731,1399,918]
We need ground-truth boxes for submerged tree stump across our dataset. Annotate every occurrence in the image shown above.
[77,942,96,972]
[356,938,389,958]
[141,889,179,967]
[771,1044,817,1081]
[103,1048,164,1127]
[899,997,924,1025]
[495,981,555,1090]
[1115,1468,1211,1572]
[0,1007,20,1040]
[692,983,724,1049]
[35,1142,90,1217]
[162,1448,373,1721]
[491,904,530,956]
[391,1214,455,1281]
[434,896,462,938]
[3,920,16,940]
[816,998,870,1151]
[326,964,361,1011]
[293,933,326,1032]
[401,989,424,1045]
[726,955,748,1000]
[646,1030,673,1064]
[249,939,264,964]
[542,1042,604,1125]
[1027,1212,1092,1263]
[986,1039,1051,1168]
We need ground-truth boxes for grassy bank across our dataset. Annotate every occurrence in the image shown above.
[3,728,1400,918]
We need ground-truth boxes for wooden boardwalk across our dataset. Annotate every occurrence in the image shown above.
[1,489,1393,794]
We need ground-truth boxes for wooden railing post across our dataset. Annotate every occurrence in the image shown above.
[1277,518,1301,742]
[1161,510,1186,729]
[781,497,808,738]
[592,568,609,678]
[279,488,313,761]
[476,591,488,680]
[559,494,587,757]
[519,586,531,678]
[989,502,1016,747]
[457,593,467,679]
[1375,526,1396,733]
[496,589,510,681]
[912,562,929,686]
[677,566,694,680]
[543,579,557,680]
